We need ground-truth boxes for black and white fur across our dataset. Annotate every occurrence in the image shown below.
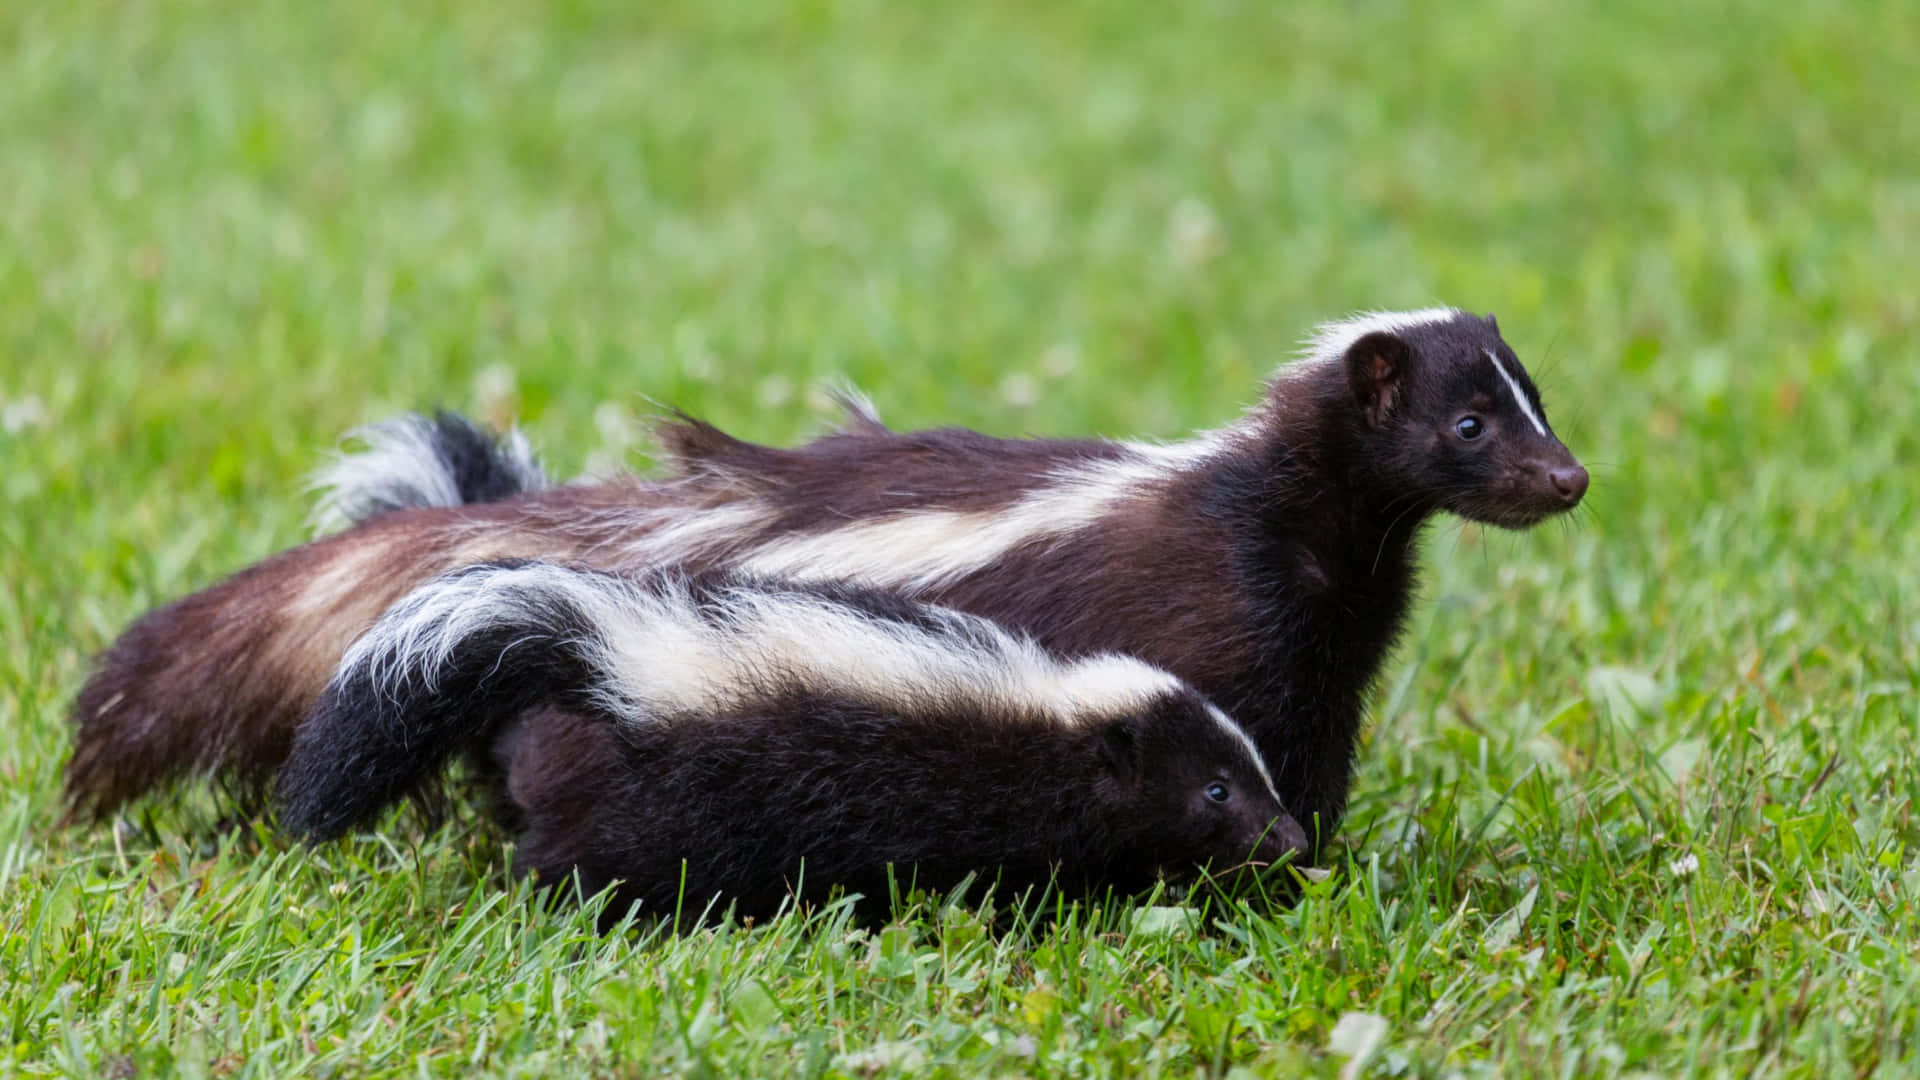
[308,411,549,532]
[276,562,1306,921]
[70,307,1586,848]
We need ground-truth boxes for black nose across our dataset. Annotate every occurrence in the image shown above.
[1549,465,1589,503]
[1261,814,1310,864]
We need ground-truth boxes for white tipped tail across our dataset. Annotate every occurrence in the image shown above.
[308,412,549,533]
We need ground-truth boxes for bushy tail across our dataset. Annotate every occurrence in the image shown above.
[275,561,613,840]
[309,411,549,533]
[65,413,551,823]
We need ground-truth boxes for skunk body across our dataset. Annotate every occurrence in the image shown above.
[71,308,1587,840]
[277,563,1304,920]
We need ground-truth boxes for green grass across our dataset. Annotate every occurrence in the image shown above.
[4,0,1918,1074]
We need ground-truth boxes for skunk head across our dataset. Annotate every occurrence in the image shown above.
[1320,309,1587,529]
[1097,693,1306,881]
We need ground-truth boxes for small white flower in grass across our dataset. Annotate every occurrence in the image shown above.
[583,402,643,479]
[1327,1012,1388,1080]
[580,453,621,479]
[998,371,1039,408]
[1168,197,1224,270]
[836,1040,925,1075]
[1667,852,1700,878]
[1041,343,1078,379]
[473,363,518,427]
[682,351,716,381]
[757,374,794,408]
[1,394,48,434]
[593,402,641,449]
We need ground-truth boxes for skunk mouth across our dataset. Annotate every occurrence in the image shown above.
[1454,495,1580,530]
[1452,463,1588,529]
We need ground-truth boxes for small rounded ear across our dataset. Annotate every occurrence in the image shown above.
[1097,720,1141,787]
[1485,312,1500,333]
[1345,331,1414,429]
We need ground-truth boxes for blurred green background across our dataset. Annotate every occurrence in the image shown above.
[3,0,1918,1075]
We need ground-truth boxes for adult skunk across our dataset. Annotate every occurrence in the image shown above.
[69,308,1586,841]
[276,561,1306,921]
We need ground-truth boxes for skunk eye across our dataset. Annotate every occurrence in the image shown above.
[1204,782,1230,804]
[1455,416,1485,440]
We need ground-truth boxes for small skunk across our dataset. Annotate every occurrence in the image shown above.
[276,561,1307,921]
[69,308,1586,842]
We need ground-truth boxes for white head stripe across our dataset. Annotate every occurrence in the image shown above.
[1204,704,1280,805]
[1297,307,1464,368]
[1485,350,1548,436]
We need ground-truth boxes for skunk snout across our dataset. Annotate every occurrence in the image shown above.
[1549,463,1589,503]
[1249,812,1310,869]
[1506,447,1588,520]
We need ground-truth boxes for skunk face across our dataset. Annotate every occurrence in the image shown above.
[1341,311,1587,529]
[1101,695,1306,882]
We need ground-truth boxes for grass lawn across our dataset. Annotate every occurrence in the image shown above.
[4,0,1919,1074]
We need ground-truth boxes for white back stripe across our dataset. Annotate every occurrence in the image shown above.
[340,563,1283,809]
[1485,350,1547,436]
[732,435,1234,593]
[342,564,1191,731]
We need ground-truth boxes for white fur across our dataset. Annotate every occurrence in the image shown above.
[601,501,778,567]
[338,564,1278,802]
[287,542,390,618]
[309,417,460,534]
[733,433,1236,593]
[1297,307,1465,368]
[308,414,548,534]
[497,430,549,491]
[731,509,1008,593]
[1485,350,1548,436]
[824,382,885,433]
[459,411,1242,600]
[533,428,1238,596]
[344,563,1180,725]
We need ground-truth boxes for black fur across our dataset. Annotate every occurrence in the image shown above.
[428,411,546,507]
[497,695,1288,924]
[276,564,1307,921]
[274,560,601,840]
